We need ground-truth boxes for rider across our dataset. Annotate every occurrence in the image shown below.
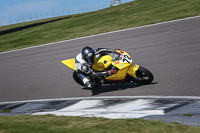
[75,46,117,88]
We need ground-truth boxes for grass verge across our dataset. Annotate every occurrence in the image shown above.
[0,115,200,133]
[0,0,200,52]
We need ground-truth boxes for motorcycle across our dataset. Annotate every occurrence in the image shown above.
[61,49,154,88]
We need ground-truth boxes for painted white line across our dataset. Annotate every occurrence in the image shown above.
[0,15,200,55]
[1,95,200,105]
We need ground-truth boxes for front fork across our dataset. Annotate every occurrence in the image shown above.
[127,64,140,79]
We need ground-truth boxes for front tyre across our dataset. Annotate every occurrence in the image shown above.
[135,66,154,85]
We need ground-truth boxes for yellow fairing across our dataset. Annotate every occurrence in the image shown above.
[92,55,112,71]
[105,62,130,80]
[127,64,140,78]
[61,58,76,70]
[105,67,129,80]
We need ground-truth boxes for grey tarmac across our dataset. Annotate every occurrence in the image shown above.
[0,17,200,102]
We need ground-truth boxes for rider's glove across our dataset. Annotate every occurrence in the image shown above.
[107,70,117,76]
[81,64,93,75]
[115,48,121,51]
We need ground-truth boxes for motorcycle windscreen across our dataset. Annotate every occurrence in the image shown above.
[61,58,76,70]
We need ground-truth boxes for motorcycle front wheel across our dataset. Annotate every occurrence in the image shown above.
[134,66,154,85]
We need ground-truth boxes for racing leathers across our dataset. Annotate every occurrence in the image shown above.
[75,48,117,88]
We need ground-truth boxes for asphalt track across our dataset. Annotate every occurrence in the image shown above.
[0,17,200,102]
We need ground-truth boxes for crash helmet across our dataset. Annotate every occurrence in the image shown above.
[82,46,95,65]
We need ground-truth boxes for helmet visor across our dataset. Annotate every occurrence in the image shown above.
[85,55,94,65]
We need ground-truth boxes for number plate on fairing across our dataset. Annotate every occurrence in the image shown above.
[120,54,132,64]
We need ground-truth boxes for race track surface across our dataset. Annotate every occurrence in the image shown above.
[0,17,200,102]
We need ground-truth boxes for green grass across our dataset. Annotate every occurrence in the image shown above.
[0,115,200,133]
[0,0,200,52]
[0,16,68,31]
[0,109,11,113]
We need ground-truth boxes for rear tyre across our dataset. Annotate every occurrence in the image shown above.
[73,71,84,87]
[134,66,154,85]
[72,71,99,89]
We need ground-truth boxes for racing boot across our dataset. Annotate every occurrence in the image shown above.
[85,81,95,88]
[82,76,95,88]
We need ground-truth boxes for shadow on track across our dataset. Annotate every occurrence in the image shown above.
[81,82,157,96]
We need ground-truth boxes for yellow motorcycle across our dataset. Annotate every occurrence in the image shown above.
[61,49,154,88]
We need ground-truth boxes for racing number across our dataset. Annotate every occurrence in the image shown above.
[122,55,132,63]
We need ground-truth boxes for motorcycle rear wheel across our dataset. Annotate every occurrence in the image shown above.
[73,71,84,86]
[73,71,100,88]
[134,66,154,85]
